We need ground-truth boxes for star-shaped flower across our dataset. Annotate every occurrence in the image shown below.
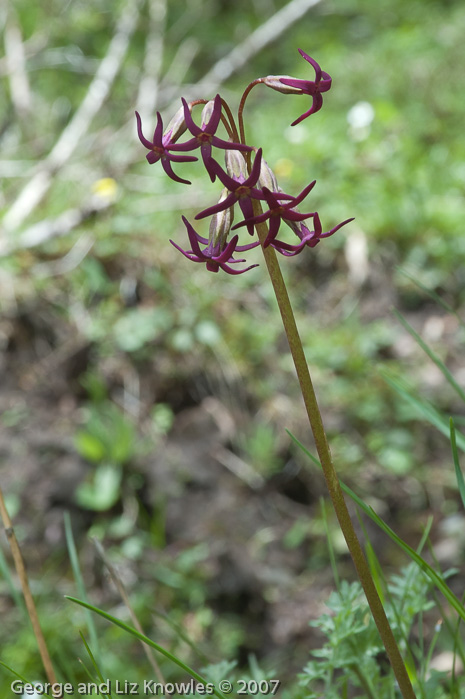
[195,149,279,236]
[271,213,355,257]
[135,111,198,185]
[170,217,260,275]
[179,95,253,182]
[233,182,317,247]
[279,50,332,126]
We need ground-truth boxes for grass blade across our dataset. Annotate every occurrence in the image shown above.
[0,661,52,698]
[396,267,465,327]
[450,418,465,511]
[288,430,465,624]
[381,372,465,452]
[78,632,110,699]
[64,511,101,668]
[65,596,228,699]
[392,308,465,404]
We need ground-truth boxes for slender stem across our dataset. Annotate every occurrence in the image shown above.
[0,486,58,689]
[254,215,416,699]
[220,98,240,142]
[237,79,264,146]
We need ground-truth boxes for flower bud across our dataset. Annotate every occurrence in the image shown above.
[224,148,248,183]
[263,75,303,95]
[208,188,234,249]
[201,99,216,129]
[163,104,189,143]
[258,157,279,193]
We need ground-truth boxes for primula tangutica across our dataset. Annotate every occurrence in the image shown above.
[136,50,416,699]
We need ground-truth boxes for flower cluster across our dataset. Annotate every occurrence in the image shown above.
[136,50,353,274]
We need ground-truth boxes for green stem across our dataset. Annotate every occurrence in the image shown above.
[255,217,416,699]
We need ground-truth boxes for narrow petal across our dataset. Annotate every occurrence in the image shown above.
[168,153,198,163]
[264,218,281,247]
[195,192,236,220]
[298,49,322,81]
[182,216,206,257]
[135,111,154,149]
[161,158,192,185]
[210,135,253,152]
[181,97,202,137]
[153,112,164,146]
[204,94,222,133]
[220,262,259,275]
[169,239,202,262]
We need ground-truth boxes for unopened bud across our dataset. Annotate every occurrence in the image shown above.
[163,104,189,143]
[225,149,248,183]
[263,75,303,95]
[208,188,234,249]
[201,100,216,129]
[258,158,279,192]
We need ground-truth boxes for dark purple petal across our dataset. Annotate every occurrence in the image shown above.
[182,216,205,256]
[319,216,355,238]
[153,112,164,145]
[135,111,154,149]
[195,192,236,220]
[169,239,203,262]
[181,98,202,137]
[219,261,259,275]
[146,151,161,165]
[283,210,316,222]
[298,49,322,81]
[264,217,282,247]
[161,158,192,185]
[203,94,222,133]
[210,135,253,152]
[168,153,198,163]
[290,93,324,127]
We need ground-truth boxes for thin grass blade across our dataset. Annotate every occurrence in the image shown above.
[381,372,465,452]
[64,512,101,667]
[288,430,465,623]
[450,418,465,510]
[392,308,465,404]
[65,596,228,699]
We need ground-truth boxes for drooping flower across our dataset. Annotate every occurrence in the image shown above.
[195,149,274,235]
[170,217,259,275]
[271,213,355,257]
[278,50,332,126]
[135,111,198,185]
[179,95,253,181]
[233,182,317,247]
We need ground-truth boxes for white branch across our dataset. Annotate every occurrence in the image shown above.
[2,0,142,233]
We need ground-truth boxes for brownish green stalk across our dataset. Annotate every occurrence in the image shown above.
[254,217,416,699]
[0,486,58,689]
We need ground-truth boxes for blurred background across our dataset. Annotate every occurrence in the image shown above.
[1,0,465,689]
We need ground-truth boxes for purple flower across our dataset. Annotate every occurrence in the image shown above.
[179,95,253,182]
[135,111,198,185]
[233,182,317,247]
[279,50,332,126]
[271,213,355,257]
[195,149,277,236]
[170,217,260,275]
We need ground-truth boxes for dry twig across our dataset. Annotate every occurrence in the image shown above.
[0,486,58,688]
[2,0,142,233]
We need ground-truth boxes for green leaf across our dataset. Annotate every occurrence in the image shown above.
[74,431,106,463]
[381,371,465,452]
[65,596,228,699]
[450,418,465,511]
[392,308,465,403]
[288,430,465,625]
[75,463,122,511]
[113,307,171,352]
